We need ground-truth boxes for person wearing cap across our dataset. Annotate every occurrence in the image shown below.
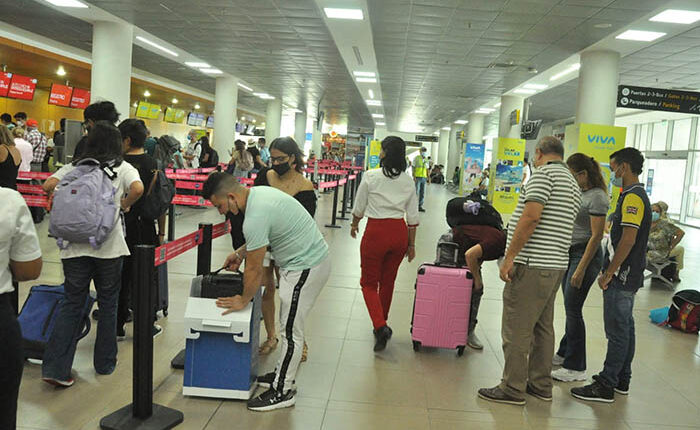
[247,139,266,173]
[25,119,47,172]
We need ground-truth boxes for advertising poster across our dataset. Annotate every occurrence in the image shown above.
[70,88,90,109]
[490,137,526,214]
[367,139,381,170]
[460,143,485,196]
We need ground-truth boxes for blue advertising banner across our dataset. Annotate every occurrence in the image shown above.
[460,143,485,196]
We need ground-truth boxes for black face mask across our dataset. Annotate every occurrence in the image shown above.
[272,162,291,176]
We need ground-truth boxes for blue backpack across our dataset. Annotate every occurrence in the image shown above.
[17,284,96,359]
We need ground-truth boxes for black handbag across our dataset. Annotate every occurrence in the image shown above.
[200,268,244,299]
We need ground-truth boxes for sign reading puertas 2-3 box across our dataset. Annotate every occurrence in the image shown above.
[617,85,700,114]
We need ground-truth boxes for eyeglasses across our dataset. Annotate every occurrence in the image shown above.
[270,155,290,164]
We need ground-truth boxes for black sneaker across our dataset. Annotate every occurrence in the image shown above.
[615,380,629,395]
[570,380,614,403]
[418,207,426,212]
[152,324,163,339]
[125,309,133,323]
[257,372,276,389]
[247,387,295,411]
[117,326,126,342]
[373,325,393,352]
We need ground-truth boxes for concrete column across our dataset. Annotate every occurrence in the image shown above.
[499,95,524,139]
[576,50,621,125]
[213,76,238,151]
[447,125,463,175]
[265,99,282,142]
[90,21,133,120]
[467,113,484,143]
[294,112,306,146]
[438,128,449,167]
[312,121,323,157]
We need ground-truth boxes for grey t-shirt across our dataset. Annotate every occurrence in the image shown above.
[571,188,609,245]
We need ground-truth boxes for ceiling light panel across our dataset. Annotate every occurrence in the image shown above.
[368,89,374,99]
[366,100,382,106]
[45,0,87,7]
[649,9,700,25]
[375,122,386,126]
[616,30,666,42]
[135,36,179,57]
[372,114,384,118]
[454,120,468,124]
[324,8,364,20]
[523,83,548,90]
[513,88,537,94]
[356,77,377,83]
[185,62,210,68]
[353,71,376,77]
[238,83,253,92]
[200,68,223,74]
[550,63,581,81]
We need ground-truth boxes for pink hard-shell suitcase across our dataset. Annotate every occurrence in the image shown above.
[411,264,472,356]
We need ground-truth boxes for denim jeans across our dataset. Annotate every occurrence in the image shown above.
[42,256,123,380]
[556,245,603,371]
[415,177,427,207]
[597,285,636,388]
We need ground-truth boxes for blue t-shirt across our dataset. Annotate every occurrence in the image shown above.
[243,186,328,271]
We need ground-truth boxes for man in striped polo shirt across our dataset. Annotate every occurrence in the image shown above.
[479,136,582,405]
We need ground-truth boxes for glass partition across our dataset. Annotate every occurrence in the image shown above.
[671,119,692,151]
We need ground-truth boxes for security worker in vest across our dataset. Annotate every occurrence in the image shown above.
[413,147,428,212]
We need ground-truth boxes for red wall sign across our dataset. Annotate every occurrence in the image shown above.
[8,74,37,100]
[0,72,11,97]
[48,84,73,107]
[70,88,90,109]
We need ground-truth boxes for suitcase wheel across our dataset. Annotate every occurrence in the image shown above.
[412,341,421,352]
[163,307,168,317]
[457,346,465,357]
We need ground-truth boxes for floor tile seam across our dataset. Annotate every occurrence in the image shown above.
[201,401,225,430]
[321,327,351,430]
[633,360,700,409]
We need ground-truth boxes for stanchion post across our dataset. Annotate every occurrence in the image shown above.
[167,204,175,243]
[349,176,356,209]
[325,180,342,229]
[100,245,183,430]
[338,175,349,221]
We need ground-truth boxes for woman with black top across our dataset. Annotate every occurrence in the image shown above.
[198,136,217,168]
[117,119,165,339]
[0,125,21,190]
[227,136,316,359]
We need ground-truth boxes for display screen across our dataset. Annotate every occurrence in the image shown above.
[48,84,73,107]
[235,122,243,133]
[245,124,256,135]
[164,107,176,122]
[206,116,214,128]
[8,74,37,100]
[70,88,90,109]
[0,72,11,97]
[174,109,186,123]
[187,112,205,126]
[136,101,151,118]
[148,104,161,119]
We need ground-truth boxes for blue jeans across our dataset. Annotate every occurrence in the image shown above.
[556,245,603,371]
[597,284,636,388]
[43,257,123,380]
[415,177,427,207]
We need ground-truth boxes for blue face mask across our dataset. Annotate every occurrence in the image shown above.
[652,212,661,222]
[611,168,623,187]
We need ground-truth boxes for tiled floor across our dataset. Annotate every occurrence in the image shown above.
[16,184,700,430]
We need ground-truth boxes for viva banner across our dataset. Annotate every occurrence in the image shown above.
[490,138,526,214]
[460,143,485,196]
[367,140,382,170]
[565,123,626,215]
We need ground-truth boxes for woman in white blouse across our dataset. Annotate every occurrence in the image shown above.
[351,136,419,352]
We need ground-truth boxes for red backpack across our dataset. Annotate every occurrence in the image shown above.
[668,290,700,334]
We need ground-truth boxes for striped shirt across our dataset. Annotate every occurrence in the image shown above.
[507,161,582,270]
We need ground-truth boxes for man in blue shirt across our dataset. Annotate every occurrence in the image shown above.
[258,138,270,166]
[203,172,330,412]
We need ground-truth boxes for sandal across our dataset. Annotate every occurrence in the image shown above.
[301,341,309,362]
[259,337,279,355]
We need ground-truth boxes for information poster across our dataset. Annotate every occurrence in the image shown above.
[490,137,525,214]
[367,139,381,170]
[460,143,485,196]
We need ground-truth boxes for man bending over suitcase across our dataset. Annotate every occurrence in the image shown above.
[203,172,331,412]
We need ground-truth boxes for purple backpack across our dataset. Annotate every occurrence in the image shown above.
[49,159,119,249]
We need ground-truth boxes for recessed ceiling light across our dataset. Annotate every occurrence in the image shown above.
[252,119,256,123]
[550,63,580,81]
[616,30,666,42]
[185,62,210,68]
[194,104,200,109]
[253,92,275,100]
[172,98,178,104]
[143,90,151,97]
[368,89,375,99]
[372,114,384,118]
[135,36,179,57]
[238,82,253,92]
[324,8,363,20]
[366,100,382,106]
[649,9,700,25]
[45,0,88,7]
[594,23,612,29]
[353,71,375,77]
[241,116,246,121]
[514,88,537,94]
[200,68,223,74]
[477,108,496,113]
[454,120,468,124]
[375,122,386,126]
[523,83,548,90]
[56,65,66,77]
[442,126,451,130]
[356,77,377,83]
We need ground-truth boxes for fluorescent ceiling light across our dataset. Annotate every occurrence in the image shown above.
[135,36,179,57]
[616,30,666,42]
[442,127,451,130]
[513,88,537,94]
[523,83,548,90]
[372,114,384,118]
[366,100,382,106]
[185,62,210,68]
[550,63,580,81]
[45,0,88,7]
[254,92,275,100]
[353,71,375,77]
[649,9,700,25]
[477,108,495,113]
[194,104,200,109]
[454,120,468,124]
[324,8,364,20]
[494,102,501,108]
[238,83,253,92]
[375,122,386,126]
[200,68,223,74]
[56,66,66,76]
[368,89,375,99]
[356,78,377,83]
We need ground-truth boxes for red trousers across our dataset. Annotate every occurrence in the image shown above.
[360,218,408,329]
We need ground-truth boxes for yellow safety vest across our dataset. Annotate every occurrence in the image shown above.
[413,155,427,178]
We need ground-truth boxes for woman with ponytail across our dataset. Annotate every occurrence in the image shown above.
[552,153,609,382]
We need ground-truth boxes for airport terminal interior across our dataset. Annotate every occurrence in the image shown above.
[3,0,700,429]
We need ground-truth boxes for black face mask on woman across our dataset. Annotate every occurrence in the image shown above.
[272,162,291,176]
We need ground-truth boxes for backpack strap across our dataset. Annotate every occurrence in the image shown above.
[146,169,159,197]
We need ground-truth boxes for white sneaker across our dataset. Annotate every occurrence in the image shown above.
[551,367,586,382]
[552,354,565,366]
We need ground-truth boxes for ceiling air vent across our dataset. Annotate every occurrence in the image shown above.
[353,46,364,66]
[487,62,538,73]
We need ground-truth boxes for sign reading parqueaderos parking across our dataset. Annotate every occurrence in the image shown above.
[617,85,700,114]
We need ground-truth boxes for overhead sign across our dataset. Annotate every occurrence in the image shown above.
[0,72,11,97]
[48,84,73,107]
[617,84,700,114]
[509,109,520,126]
[8,74,37,100]
[415,134,438,142]
[70,88,90,109]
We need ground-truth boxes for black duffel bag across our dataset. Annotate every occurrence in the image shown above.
[445,192,503,230]
[200,268,244,299]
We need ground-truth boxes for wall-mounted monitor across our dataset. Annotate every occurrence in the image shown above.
[136,101,151,119]
[235,122,243,133]
[48,83,73,107]
[70,88,90,109]
[8,73,37,100]
[206,116,214,128]
[0,72,12,97]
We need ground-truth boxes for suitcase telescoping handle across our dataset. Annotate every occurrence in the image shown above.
[210,266,243,276]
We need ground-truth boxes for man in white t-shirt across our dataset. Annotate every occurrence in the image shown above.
[0,188,42,429]
[183,131,201,168]
[12,128,33,172]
